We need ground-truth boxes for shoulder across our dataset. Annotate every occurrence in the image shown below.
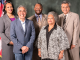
[0,14,8,22]
[59,13,64,18]
[57,25,64,32]
[69,12,79,17]
[11,18,18,24]
[26,19,34,25]
[42,13,47,18]
[27,15,35,20]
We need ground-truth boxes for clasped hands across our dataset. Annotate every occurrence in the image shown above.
[21,46,29,54]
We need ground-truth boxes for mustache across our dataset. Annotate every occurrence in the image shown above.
[35,10,40,11]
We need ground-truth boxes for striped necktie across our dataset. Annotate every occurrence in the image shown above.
[63,15,66,25]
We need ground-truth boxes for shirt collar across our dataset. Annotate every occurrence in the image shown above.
[19,18,25,24]
[63,12,70,17]
[35,13,42,18]
[44,23,57,30]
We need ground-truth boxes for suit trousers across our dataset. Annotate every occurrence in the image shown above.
[15,51,33,60]
[64,47,79,60]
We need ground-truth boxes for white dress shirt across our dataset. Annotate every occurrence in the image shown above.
[19,18,25,32]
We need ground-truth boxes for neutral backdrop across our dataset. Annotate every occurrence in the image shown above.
[7,0,80,18]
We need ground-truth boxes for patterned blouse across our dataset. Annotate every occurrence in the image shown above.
[38,25,70,60]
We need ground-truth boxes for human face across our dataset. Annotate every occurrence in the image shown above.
[47,14,55,25]
[5,3,13,14]
[61,3,70,14]
[17,7,26,20]
[34,4,42,15]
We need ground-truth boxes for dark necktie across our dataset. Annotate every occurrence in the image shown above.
[63,15,66,30]
[63,15,66,25]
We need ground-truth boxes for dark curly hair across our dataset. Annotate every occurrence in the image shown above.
[3,1,15,15]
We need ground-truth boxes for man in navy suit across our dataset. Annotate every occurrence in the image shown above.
[10,5,35,60]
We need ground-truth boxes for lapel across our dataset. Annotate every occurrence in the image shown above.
[65,12,72,29]
[25,19,28,35]
[62,12,72,30]
[4,14,11,23]
[17,18,25,34]
[41,14,46,26]
[33,15,38,25]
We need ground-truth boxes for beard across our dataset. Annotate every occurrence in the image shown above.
[35,10,42,15]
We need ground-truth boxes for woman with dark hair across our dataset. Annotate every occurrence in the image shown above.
[0,1,17,60]
[38,11,70,60]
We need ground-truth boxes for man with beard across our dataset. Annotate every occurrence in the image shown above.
[28,3,47,60]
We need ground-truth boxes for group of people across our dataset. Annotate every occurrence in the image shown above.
[0,0,79,60]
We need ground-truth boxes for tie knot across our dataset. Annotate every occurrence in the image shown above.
[64,15,66,18]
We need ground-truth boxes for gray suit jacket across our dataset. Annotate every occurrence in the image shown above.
[0,14,17,60]
[10,18,35,53]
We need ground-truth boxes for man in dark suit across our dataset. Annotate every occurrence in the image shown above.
[28,3,47,60]
[10,5,35,60]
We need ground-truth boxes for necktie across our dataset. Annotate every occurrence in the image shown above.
[63,15,66,25]
[38,16,41,27]
[63,15,66,30]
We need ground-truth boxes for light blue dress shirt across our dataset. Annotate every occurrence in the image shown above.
[35,13,42,22]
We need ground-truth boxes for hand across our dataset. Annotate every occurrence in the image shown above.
[21,46,29,54]
[58,53,63,60]
[9,41,13,45]
[38,49,41,57]
[71,45,75,49]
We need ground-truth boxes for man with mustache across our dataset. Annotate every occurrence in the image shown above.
[28,3,47,60]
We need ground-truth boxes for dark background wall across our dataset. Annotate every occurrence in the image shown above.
[7,0,80,18]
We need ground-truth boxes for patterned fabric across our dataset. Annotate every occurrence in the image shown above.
[38,25,70,60]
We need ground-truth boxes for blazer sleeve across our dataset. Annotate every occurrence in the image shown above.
[0,17,11,45]
[73,14,79,45]
[10,21,23,50]
[58,27,70,51]
[26,21,35,49]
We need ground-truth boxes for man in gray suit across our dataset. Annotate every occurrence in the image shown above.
[58,1,79,60]
[28,3,47,60]
[10,5,35,60]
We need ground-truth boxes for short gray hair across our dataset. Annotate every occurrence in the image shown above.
[61,1,71,7]
[17,5,27,12]
[47,11,59,23]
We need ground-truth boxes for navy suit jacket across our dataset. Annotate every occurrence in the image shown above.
[10,18,35,53]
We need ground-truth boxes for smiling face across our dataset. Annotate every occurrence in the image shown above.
[61,3,70,14]
[34,4,42,15]
[5,3,13,14]
[47,14,55,25]
[17,7,27,20]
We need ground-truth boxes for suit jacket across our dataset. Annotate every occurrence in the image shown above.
[38,25,69,60]
[58,12,79,48]
[0,14,17,60]
[28,14,48,45]
[10,18,35,53]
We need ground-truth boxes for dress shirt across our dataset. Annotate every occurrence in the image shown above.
[64,13,68,19]
[19,18,25,32]
[35,13,42,22]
